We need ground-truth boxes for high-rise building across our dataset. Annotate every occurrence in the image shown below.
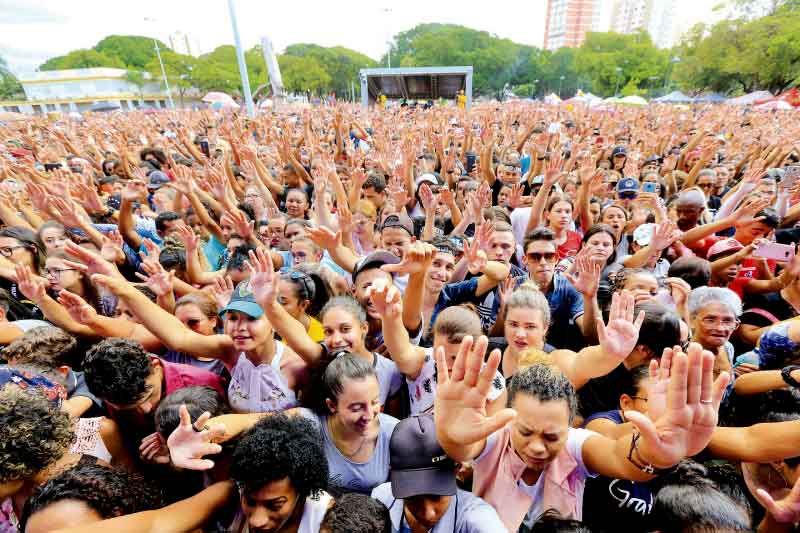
[544,0,603,50]
[609,0,677,48]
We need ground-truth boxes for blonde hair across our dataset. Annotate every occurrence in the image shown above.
[354,200,377,220]
[505,281,551,327]
[518,348,556,370]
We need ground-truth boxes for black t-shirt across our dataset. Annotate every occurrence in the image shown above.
[733,291,798,354]
[577,364,632,418]
[0,278,44,321]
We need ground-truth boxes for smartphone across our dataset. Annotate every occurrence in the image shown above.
[754,242,795,262]
[466,151,477,173]
[642,182,658,194]
[44,163,62,172]
[199,139,210,157]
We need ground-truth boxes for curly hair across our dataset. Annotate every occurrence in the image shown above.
[0,387,72,483]
[319,493,390,533]
[230,413,328,498]
[508,363,577,424]
[2,326,77,366]
[83,338,153,405]
[20,463,163,528]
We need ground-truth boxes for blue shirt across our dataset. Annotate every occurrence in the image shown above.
[545,273,585,350]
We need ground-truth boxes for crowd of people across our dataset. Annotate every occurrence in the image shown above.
[1,99,800,532]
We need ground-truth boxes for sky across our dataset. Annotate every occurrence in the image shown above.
[1,0,721,75]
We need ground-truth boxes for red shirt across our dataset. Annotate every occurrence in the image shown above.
[557,230,582,260]
[161,359,225,398]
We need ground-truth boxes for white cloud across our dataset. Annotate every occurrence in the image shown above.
[1,0,547,74]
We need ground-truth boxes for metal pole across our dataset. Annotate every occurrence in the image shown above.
[152,40,174,109]
[227,0,255,117]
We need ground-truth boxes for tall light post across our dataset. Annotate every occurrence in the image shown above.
[558,75,565,97]
[648,75,659,97]
[664,56,680,93]
[227,0,255,117]
[614,67,623,97]
[532,79,539,98]
[382,8,392,67]
[143,17,174,109]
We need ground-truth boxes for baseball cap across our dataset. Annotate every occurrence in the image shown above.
[389,415,456,499]
[617,177,640,194]
[219,279,264,318]
[415,173,441,188]
[351,250,400,284]
[611,146,627,158]
[147,170,171,191]
[633,223,657,247]
[380,214,414,236]
[707,238,744,260]
[643,155,661,165]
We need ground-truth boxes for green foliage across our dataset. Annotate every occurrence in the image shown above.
[673,7,800,94]
[0,56,24,100]
[40,49,125,71]
[283,44,376,96]
[94,35,166,69]
[278,55,331,94]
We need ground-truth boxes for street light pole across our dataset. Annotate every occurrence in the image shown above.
[614,67,622,97]
[664,56,680,93]
[383,8,392,67]
[227,0,255,117]
[559,75,565,97]
[144,18,174,109]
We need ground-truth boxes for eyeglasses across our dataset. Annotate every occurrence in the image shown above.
[618,191,638,200]
[630,396,648,402]
[700,316,739,328]
[697,183,714,189]
[45,267,77,278]
[0,245,26,257]
[526,252,557,263]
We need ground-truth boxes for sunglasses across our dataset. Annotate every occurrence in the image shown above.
[618,191,638,200]
[526,252,557,263]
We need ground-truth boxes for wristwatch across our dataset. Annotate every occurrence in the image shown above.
[781,365,800,387]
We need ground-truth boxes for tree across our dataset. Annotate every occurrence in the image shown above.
[0,56,24,100]
[124,70,146,99]
[95,35,166,69]
[278,55,331,95]
[40,49,125,71]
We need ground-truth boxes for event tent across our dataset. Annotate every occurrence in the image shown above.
[654,91,693,103]
[727,91,773,105]
[756,100,793,110]
[619,95,648,106]
[694,93,727,103]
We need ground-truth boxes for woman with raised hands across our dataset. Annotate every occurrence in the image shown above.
[249,248,403,407]
[86,264,310,415]
[433,335,729,531]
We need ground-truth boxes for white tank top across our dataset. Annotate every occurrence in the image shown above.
[228,341,299,414]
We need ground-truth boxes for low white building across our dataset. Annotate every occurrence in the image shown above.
[0,67,171,114]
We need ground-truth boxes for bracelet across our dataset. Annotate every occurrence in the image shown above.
[626,431,675,475]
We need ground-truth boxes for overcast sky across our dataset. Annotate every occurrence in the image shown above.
[2,0,719,75]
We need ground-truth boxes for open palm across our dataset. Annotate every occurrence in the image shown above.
[434,336,516,447]
[597,290,645,362]
[167,405,225,471]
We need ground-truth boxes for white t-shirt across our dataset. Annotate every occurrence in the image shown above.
[475,426,598,527]
[407,347,505,415]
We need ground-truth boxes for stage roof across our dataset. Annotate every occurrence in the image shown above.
[359,66,473,108]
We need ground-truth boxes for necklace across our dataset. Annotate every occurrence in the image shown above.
[328,417,369,459]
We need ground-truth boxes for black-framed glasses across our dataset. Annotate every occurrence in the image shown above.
[0,245,26,257]
[45,267,77,278]
[630,396,648,402]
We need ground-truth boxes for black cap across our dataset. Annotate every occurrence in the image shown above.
[351,250,400,284]
[389,415,456,499]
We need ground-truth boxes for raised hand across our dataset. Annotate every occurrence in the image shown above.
[122,179,147,203]
[209,275,235,311]
[167,404,225,471]
[175,224,199,253]
[382,241,434,275]
[625,342,729,468]
[306,225,342,251]
[463,237,488,275]
[650,220,682,252]
[367,276,402,319]
[14,264,48,301]
[434,335,517,448]
[100,229,125,264]
[221,209,254,240]
[596,290,645,363]
[245,248,279,306]
[564,250,602,297]
[135,263,174,298]
[57,290,98,324]
[418,183,438,213]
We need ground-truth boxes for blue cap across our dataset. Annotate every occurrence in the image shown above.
[148,170,170,190]
[617,177,640,193]
[611,146,627,158]
[219,280,264,318]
